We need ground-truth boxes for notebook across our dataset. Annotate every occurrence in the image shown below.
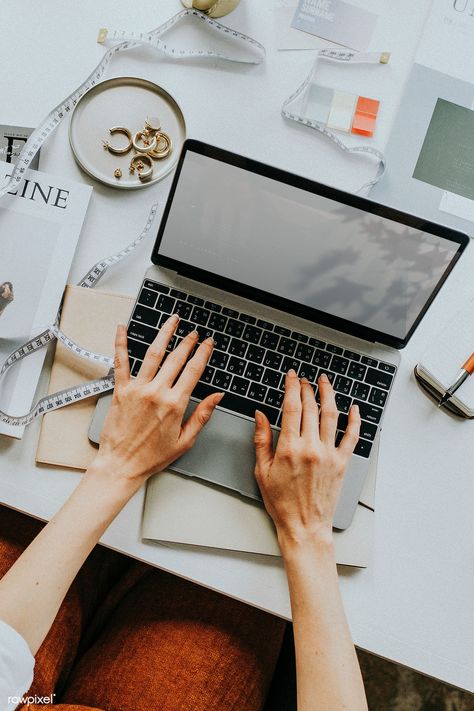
[414,299,474,418]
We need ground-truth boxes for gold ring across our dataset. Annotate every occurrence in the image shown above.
[132,131,157,154]
[129,154,153,182]
[148,131,172,160]
[144,115,161,134]
[102,126,132,155]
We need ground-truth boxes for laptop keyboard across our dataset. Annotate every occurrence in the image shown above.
[127,279,397,459]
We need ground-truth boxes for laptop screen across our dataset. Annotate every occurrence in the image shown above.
[153,142,467,348]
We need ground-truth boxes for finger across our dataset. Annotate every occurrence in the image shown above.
[113,324,130,389]
[254,409,274,473]
[318,373,339,444]
[300,378,320,440]
[338,404,361,458]
[173,337,214,396]
[280,369,302,438]
[180,392,223,445]
[154,328,199,385]
[137,314,179,382]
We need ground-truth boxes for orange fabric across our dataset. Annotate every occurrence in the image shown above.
[0,506,285,711]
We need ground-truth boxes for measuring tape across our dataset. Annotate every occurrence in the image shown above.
[0,9,265,430]
[282,49,389,193]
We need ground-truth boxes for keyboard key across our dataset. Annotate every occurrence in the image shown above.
[213,333,230,352]
[205,300,221,312]
[337,413,348,431]
[128,338,148,360]
[282,356,300,373]
[343,349,361,361]
[190,307,210,325]
[361,356,379,367]
[157,294,176,313]
[318,370,335,384]
[228,357,246,376]
[312,349,331,368]
[348,362,367,381]
[239,313,256,324]
[353,400,383,424]
[225,319,244,338]
[247,344,265,363]
[309,337,326,348]
[248,382,267,402]
[292,331,308,343]
[266,388,284,409]
[132,304,159,328]
[176,320,195,338]
[330,355,349,374]
[327,344,343,355]
[222,307,239,318]
[360,420,377,442]
[354,439,373,458]
[170,288,187,300]
[128,320,156,343]
[274,325,291,336]
[212,371,231,390]
[351,381,370,400]
[263,351,283,370]
[187,295,204,306]
[365,367,393,390]
[230,376,250,396]
[245,362,264,381]
[369,387,388,407]
[277,337,297,356]
[295,344,315,362]
[257,319,273,330]
[298,364,318,381]
[131,360,142,377]
[334,375,352,395]
[200,365,215,384]
[335,430,344,447]
[209,351,229,369]
[138,288,157,308]
[243,325,262,344]
[208,313,227,331]
[379,362,396,374]
[196,326,213,342]
[335,393,351,413]
[261,331,279,350]
[144,280,169,293]
[174,300,192,320]
[263,368,281,388]
[229,338,247,358]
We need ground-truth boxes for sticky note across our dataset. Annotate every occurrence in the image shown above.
[303,85,335,124]
[327,91,357,133]
[352,96,380,136]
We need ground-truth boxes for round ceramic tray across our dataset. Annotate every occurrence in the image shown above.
[69,77,186,189]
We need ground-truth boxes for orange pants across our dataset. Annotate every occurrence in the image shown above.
[0,506,285,711]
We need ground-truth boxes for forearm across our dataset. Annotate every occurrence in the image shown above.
[0,459,137,654]
[280,534,367,711]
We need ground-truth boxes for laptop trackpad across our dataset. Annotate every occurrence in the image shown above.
[171,400,278,501]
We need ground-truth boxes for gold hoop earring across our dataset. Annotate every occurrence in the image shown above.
[129,154,153,182]
[149,131,172,160]
[144,116,161,134]
[102,126,132,155]
[132,131,157,154]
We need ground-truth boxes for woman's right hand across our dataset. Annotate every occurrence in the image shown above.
[254,370,360,547]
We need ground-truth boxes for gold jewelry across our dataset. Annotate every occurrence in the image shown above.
[114,168,122,179]
[102,126,132,155]
[129,154,153,181]
[144,116,161,134]
[148,131,172,160]
[132,131,157,154]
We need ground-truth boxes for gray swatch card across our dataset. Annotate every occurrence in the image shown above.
[291,0,377,52]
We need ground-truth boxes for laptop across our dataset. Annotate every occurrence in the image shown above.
[89,139,468,529]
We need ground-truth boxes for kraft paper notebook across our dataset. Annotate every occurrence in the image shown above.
[37,285,376,567]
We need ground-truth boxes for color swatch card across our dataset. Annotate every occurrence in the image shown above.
[291,0,378,52]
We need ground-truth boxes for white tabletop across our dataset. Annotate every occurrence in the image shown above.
[1,0,473,693]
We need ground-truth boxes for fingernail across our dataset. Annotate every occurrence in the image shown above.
[319,373,328,383]
[287,368,296,377]
[190,329,199,340]
[254,409,262,423]
[352,403,359,414]
[169,313,179,322]
[215,392,225,403]
[301,377,309,384]
[205,337,215,345]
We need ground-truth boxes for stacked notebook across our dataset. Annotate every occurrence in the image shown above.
[37,285,378,567]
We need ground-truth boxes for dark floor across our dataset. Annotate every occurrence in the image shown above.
[264,626,474,711]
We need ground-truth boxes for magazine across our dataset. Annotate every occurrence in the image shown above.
[0,161,92,438]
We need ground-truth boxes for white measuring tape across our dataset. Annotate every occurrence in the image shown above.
[282,49,389,193]
[0,9,265,429]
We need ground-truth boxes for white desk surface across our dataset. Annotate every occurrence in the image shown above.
[1,0,473,693]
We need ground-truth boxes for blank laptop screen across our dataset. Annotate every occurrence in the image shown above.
[156,149,462,342]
